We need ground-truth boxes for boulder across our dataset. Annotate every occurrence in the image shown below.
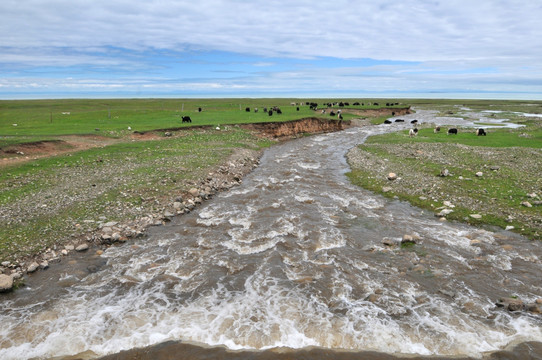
[521,201,533,208]
[0,274,13,292]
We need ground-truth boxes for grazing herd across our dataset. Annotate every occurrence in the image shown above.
[383,118,487,138]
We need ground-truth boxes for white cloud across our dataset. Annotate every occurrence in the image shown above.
[1,0,542,97]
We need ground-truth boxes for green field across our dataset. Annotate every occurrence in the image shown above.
[0,98,404,141]
[347,113,542,240]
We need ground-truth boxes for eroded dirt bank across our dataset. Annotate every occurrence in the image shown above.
[239,117,349,137]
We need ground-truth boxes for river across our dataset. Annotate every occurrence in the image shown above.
[1,114,541,359]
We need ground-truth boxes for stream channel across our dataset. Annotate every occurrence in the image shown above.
[1,112,541,359]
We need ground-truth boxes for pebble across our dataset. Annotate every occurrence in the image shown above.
[521,201,532,208]
[475,172,483,177]
[470,214,482,219]
[382,186,393,193]
[387,173,397,181]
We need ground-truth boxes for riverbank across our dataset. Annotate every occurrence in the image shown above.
[0,118,349,292]
[346,128,542,241]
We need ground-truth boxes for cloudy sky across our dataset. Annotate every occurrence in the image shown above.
[1,0,542,99]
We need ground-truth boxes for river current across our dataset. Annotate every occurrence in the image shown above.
[1,113,541,359]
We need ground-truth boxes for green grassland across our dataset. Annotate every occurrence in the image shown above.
[0,98,404,141]
[347,115,542,240]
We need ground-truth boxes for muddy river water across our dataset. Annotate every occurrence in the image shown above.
[1,111,541,359]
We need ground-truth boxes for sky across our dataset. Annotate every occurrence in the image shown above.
[1,0,542,99]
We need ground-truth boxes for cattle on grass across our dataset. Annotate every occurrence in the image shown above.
[409,128,418,137]
[384,119,392,124]
[476,128,487,136]
[448,128,458,135]
[268,110,273,116]
[410,119,418,124]
[182,116,192,123]
[434,126,441,133]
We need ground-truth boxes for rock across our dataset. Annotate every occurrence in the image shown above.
[96,250,104,256]
[490,165,500,171]
[61,249,68,256]
[527,193,538,199]
[1,261,10,267]
[39,261,49,270]
[437,209,453,217]
[65,245,75,251]
[536,299,542,305]
[526,303,541,314]
[76,243,89,252]
[111,232,121,241]
[505,226,515,231]
[382,237,398,246]
[27,262,40,273]
[443,201,455,208]
[470,214,482,219]
[382,186,392,193]
[387,173,397,181]
[164,132,172,137]
[521,201,533,208]
[103,221,118,228]
[0,274,14,292]
[475,172,483,177]
[188,188,199,197]
[173,201,182,210]
[439,289,456,298]
[163,211,174,218]
[497,297,524,312]
[366,294,380,303]
[101,226,113,235]
[439,169,449,177]
[401,234,418,244]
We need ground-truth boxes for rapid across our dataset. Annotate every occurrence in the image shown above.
[1,114,541,359]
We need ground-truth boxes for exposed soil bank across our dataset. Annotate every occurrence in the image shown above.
[239,117,350,137]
